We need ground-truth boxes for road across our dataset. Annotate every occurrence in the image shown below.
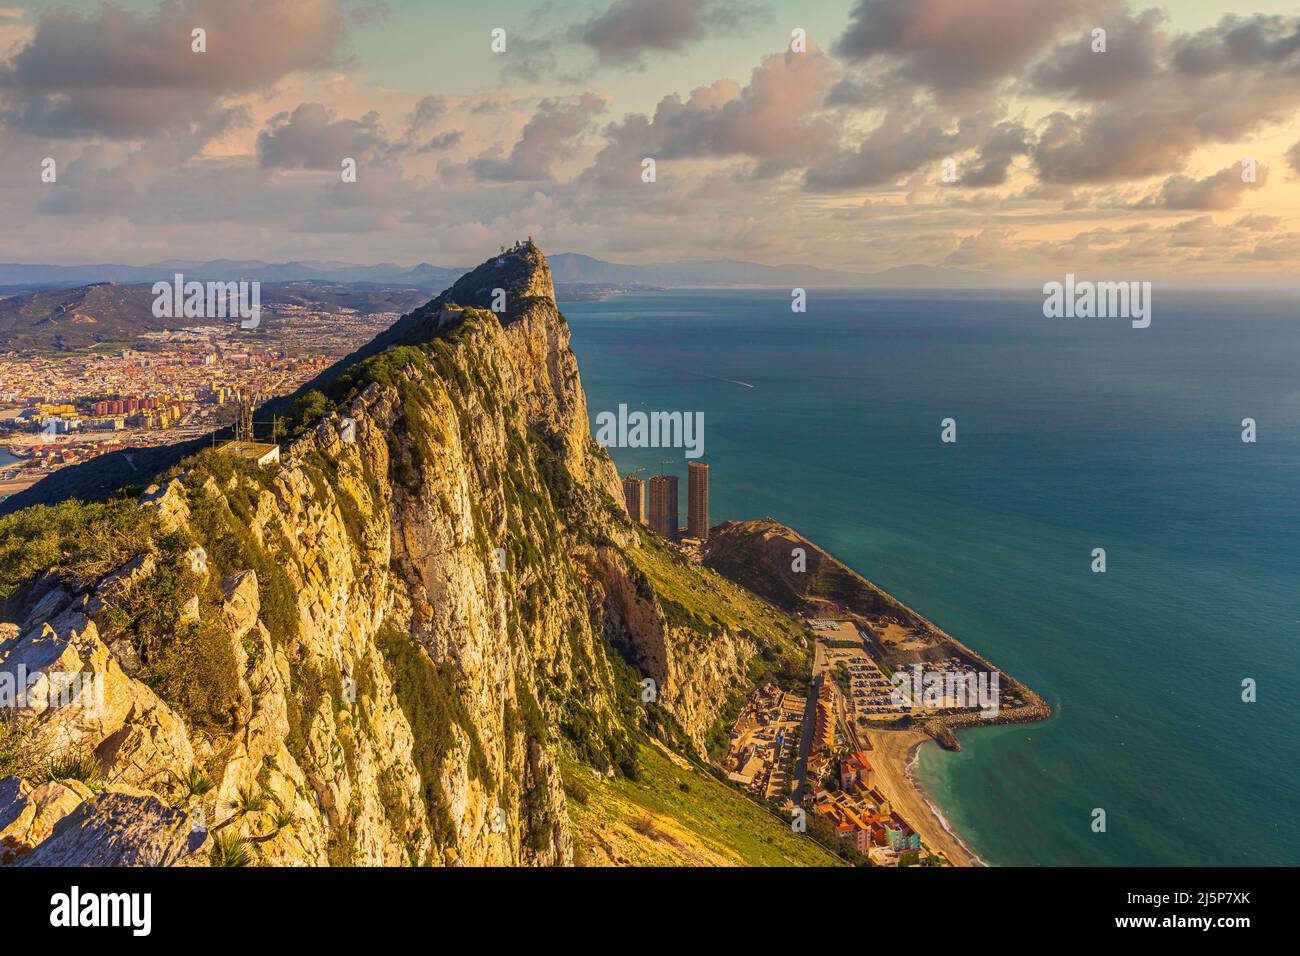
[791,674,818,805]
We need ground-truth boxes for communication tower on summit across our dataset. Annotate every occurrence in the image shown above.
[235,390,254,444]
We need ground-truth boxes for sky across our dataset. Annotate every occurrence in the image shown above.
[1,0,1299,281]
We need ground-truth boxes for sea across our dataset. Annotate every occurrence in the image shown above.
[561,287,1300,867]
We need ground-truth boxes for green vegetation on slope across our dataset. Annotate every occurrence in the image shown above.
[626,528,806,676]
[376,621,492,851]
[0,497,156,614]
[704,521,916,626]
[624,526,815,762]
[0,490,244,731]
[627,526,810,687]
[560,742,842,867]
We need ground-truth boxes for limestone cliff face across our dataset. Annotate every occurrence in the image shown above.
[578,545,755,754]
[0,243,773,867]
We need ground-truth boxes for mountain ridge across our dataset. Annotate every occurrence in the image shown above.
[0,242,837,867]
[0,253,995,291]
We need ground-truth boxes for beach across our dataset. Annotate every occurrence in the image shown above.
[864,727,981,867]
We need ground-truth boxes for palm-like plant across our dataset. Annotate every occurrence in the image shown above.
[187,765,214,796]
[39,753,100,789]
[210,833,253,867]
[232,784,266,814]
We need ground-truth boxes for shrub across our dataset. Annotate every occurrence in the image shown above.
[0,498,155,615]
[145,615,242,730]
[187,766,214,796]
[562,777,590,806]
[38,752,100,789]
[631,815,663,840]
[184,477,300,647]
[0,716,38,780]
[286,390,335,440]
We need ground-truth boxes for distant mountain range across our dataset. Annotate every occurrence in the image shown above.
[0,254,996,291]
[0,281,434,352]
[0,259,466,289]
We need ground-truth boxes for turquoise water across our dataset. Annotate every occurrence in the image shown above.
[562,288,1300,867]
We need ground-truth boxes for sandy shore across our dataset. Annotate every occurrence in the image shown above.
[864,727,982,867]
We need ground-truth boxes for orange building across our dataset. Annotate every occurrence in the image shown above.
[687,460,709,540]
[813,680,836,752]
[621,475,644,523]
[841,751,876,792]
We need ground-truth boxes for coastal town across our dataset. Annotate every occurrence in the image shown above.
[623,460,1043,867]
[720,616,1010,867]
[0,301,398,503]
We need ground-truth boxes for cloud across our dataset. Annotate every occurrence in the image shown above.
[1028,8,1166,99]
[503,0,766,81]
[944,228,1010,267]
[1144,162,1268,210]
[258,103,386,170]
[958,121,1032,187]
[472,95,605,182]
[585,47,836,186]
[805,110,1023,191]
[1033,109,1186,184]
[1170,13,1300,75]
[395,95,462,154]
[805,115,960,190]
[34,145,138,216]
[1031,13,1300,184]
[1234,213,1279,231]
[258,94,465,170]
[301,159,420,233]
[3,0,1300,281]
[578,0,764,67]
[0,0,346,139]
[834,0,1116,94]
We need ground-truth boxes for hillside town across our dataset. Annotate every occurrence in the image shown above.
[0,303,397,502]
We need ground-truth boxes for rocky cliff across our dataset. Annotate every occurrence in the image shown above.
[0,243,811,866]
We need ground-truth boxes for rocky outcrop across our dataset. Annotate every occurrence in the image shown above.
[0,777,91,862]
[14,789,210,867]
[0,243,778,867]
[579,545,754,753]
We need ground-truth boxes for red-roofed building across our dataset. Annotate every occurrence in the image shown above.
[841,750,876,792]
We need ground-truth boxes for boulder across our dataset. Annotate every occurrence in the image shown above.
[0,777,92,862]
[15,789,210,867]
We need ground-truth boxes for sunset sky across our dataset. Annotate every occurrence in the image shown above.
[1,0,1299,281]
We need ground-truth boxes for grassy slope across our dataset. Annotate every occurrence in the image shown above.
[626,527,810,687]
[561,742,842,867]
[703,520,916,623]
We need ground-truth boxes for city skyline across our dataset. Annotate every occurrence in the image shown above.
[0,1,1297,281]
